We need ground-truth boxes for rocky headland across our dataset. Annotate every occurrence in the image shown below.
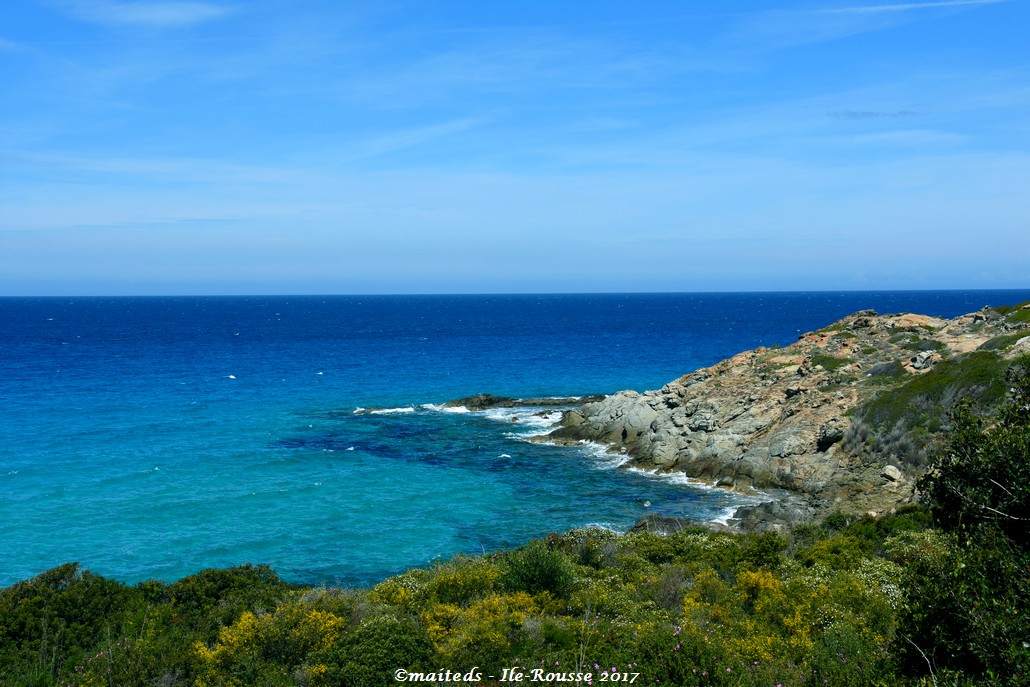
[538,304,1030,530]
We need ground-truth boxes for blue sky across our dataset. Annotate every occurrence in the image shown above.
[1,0,1028,295]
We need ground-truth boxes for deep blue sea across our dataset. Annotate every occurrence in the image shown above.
[2,291,1028,588]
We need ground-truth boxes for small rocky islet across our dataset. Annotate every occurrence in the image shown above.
[515,303,1030,531]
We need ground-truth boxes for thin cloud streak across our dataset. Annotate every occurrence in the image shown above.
[726,0,1007,53]
[819,0,1008,14]
[333,118,487,164]
[340,31,679,107]
[61,1,234,29]
[829,110,918,119]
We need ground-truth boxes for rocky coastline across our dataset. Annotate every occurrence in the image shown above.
[536,304,1030,531]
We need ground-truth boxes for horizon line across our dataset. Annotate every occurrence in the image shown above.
[3,287,1030,299]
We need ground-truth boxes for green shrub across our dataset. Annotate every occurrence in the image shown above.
[993,301,1030,323]
[865,360,906,379]
[841,506,932,546]
[903,364,1030,682]
[798,536,872,571]
[901,338,945,352]
[0,563,140,681]
[558,528,619,570]
[810,352,853,372]
[313,613,434,687]
[917,365,1030,544]
[167,564,292,636]
[621,530,677,564]
[741,531,788,572]
[990,301,1029,316]
[977,331,1029,352]
[860,351,1013,433]
[423,556,501,605]
[501,542,577,599]
[896,528,1030,683]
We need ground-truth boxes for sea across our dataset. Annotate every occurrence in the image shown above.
[2,291,1028,589]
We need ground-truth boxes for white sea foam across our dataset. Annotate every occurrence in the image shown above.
[712,505,742,525]
[353,406,418,414]
[578,440,617,457]
[486,408,564,436]
[589,452,633,470]
[624,465,704,486]
[421,403,471,414]
[563,440,633,469]
[623,465,764,500]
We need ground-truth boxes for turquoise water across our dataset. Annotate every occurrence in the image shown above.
[2,292,1028,587]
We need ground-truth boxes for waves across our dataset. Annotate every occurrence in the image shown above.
[345,399,760,525]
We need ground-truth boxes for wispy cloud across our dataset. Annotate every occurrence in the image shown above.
[725,0,1007,52]
[336,118,486,163]
[842,128,970,145]
[340,29,679,108]
[61,1,234,29]
[818,0,1008,15]
[829,109,918,119]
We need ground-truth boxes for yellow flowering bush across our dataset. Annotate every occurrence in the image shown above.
[192,601,345,686]
[422,592,539,665]
[424,555,502,605]
[368,568,429,609]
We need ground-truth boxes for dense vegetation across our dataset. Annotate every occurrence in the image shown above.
[3,372,1028,687]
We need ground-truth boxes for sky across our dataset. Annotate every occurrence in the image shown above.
[1,0,1028,295]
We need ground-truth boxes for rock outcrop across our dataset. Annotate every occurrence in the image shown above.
[541,305,1030,528]
[442,394,606,411]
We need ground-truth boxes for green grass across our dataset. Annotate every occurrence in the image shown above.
[810,352,853,372]
[991,300,1030,323]
[1009,308,1030,324]
[900,338,945,353]
[978,331,1030,352]
[858,351,1013,432]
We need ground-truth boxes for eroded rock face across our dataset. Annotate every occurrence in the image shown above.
[540,306,1030,526]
